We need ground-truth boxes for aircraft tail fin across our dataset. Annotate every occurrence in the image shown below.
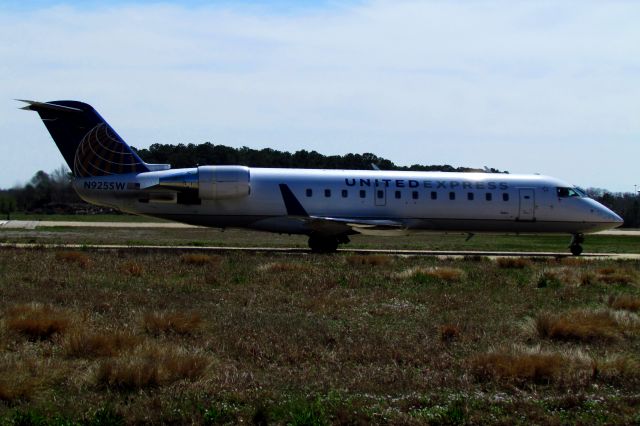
[19,100,149,177]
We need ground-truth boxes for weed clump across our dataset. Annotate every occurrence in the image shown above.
[608,295,640,312]
[143,311,202,336]
[496,257,532,269]
[470,346,592,385]
[536,271,562,288]
[439,324,461,342]
[395,267,464,283]
[535,310,628,342]
[0,379,34,403]
[594,355,640,385]
[597,267,635,285]
[258,262,311,273]
[6,304,71,340]
[66,331,141,358]
[96,346,208,390]
[345,255,392,267]
[121,261,143,277]
[180,253,221,266]
[55,251,92,268]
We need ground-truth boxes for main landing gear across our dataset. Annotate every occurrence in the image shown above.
[569,233,584,256]
[308,235,350,253]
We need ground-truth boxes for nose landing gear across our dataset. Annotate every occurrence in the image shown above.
[569,233,584,256]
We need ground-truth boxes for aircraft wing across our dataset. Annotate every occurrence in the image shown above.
[278,183,408,235]
[308,216,408,236]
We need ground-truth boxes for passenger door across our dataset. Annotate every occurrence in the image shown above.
[518,188,535,221]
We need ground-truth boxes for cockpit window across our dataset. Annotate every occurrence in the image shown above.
[557,187,582,198]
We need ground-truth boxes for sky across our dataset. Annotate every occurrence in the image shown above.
[1,0,638,192]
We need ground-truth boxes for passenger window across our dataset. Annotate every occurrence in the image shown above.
[431,191,437,200]
[486,193,492,201]
[306,189,312,197]
[395,190,401,199]
[412,191,419,200]
[359,190,366,198]
[467,193,474,201]
[503,193,509,201]
[341,189,348,198]
[449,192,455,200]
[377,190,384,199]
[324,189,331,198]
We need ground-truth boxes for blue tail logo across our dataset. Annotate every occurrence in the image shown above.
[20,100,149,177]
[74,122,147,177]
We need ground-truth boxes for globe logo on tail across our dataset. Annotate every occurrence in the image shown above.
[73,123,145,177]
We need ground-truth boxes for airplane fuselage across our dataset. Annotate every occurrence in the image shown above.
[74,167,622,237]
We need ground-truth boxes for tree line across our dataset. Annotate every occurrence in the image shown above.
[132,142,497,172]
[1,143,638,227]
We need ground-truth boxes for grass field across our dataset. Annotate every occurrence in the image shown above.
[0,246,639,424]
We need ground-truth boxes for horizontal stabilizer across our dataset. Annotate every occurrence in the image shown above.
[17,99,83,113]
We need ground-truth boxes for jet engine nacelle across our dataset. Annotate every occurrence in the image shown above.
[197,165,250,200]
[156,165,251,200]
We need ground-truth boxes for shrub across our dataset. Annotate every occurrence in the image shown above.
[143,311,202,336]
[6,304,71,340]
[55,251,92,268]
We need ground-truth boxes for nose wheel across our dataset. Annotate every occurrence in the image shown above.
[569,234,584,256]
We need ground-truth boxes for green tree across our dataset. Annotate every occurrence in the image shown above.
[0,193,17,220]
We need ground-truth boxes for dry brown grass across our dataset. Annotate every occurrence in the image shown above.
[469,346,592,385]
[608,295,640,312]
[121,261,143,277]
[535,310,627,342]
[599,272,635,285]
[345,255,392,267]
[496,257,532,269]
[5,304,71,340]
[439,324,461,342]
[258,262,312,273]
[180,253,222,266]
[394,266,464,283]
[0,379,35,402]
[594,355,640,384]
[596,267,636,284]
[96,346,208,390]
[143,311,202,336]
[65,331,141,358]
[55,250,92,268]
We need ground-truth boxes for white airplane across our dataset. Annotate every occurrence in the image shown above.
[21,100,623,254]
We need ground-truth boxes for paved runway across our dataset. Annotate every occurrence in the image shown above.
[1,220,638,235]
[2,242,639,259]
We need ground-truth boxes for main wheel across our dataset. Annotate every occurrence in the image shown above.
[308,236,339,253]
[570,244,583,256]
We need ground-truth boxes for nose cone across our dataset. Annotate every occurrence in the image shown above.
[597,203,624,229]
